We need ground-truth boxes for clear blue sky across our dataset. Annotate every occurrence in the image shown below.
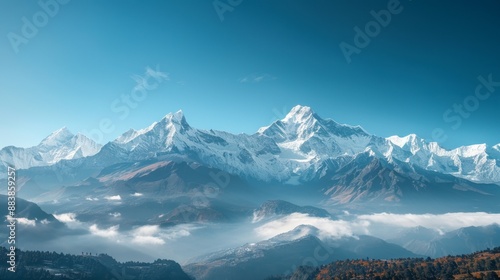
[1,0,499,149]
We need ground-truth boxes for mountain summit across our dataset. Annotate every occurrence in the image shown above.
[114,110,190,147]
[0,128,102,170]
[2,105,499,185]
[282,105,316,123]
[39,127,74,147]
[259,105,367,140]
[95,106,500,184]
[258,105,372,161]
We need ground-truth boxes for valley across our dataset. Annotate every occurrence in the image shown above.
[1,106,500,279]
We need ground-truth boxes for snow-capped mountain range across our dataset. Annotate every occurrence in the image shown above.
[0,127,102,170]
[2,105,499,185]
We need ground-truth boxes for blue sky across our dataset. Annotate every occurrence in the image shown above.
[1,0,499,149]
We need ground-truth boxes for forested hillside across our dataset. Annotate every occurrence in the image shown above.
[0,247,193,280]
[268,247,500,280]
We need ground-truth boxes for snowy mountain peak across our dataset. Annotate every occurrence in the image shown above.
[39,127,74,147]
[271,225,321,242]
[277,105,368,138]
[4,106,499,185]
[115,129,139,144]
[457,143,487,157]
[114,110,191,145]
[283,105,316,123]
[260,105,317,132]
[254,105,373,165]
[387,134,421,148]
[161,110,190,130]
[38,128,102,163]
[257,105,321,141]
[386,134,430,155]
[0,128,102,170]
[163,109,185,122]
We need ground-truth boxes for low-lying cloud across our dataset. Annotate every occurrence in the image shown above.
[160,224,194,240]
[89,224,119,238]
[109,212,121,218]
[105,195,122,201]
[358,212,500,231]
[255,213,369,240]
[128,224,197,245]
[16,217,36,226]
[54,213,78,223]
[255,212,500,241]
[131,225,165,245]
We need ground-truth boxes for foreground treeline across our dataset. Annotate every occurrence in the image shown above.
[268,247,500,280]
[0,247,193,280]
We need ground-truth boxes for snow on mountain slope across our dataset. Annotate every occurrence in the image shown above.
[64,105,500,184]
[258,105,373,158]
[101,106,383,182]
[0,127,102,170]
[387,134,500,183]
[105,110,290,181]
[5,105,500,185]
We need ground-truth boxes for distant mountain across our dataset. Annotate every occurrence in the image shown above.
[185,232,350,280]
[257,105,373,160]
[0,194,61,226]
[430,224,500,256]
[6,105,500,210]
[386,226,442,256]
[25,160,254,229]
[185,225,418,280]
[10,105,499,184]
[333,235,421,260]
[0,127,101,170]
[320,151,500,211]
[387,224,500,257]
[0,195,65,245]
[388,134,500,184]
[252,200,331,222]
